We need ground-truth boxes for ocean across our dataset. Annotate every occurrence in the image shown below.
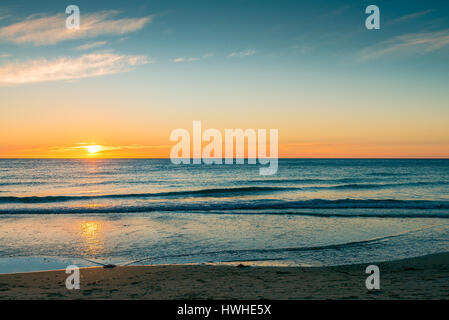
[0,159,448,273]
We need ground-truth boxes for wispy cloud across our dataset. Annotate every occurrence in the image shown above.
[173,57,199,63]
[359,29,449,61]
[77,40,108,50]
[0,52,149,85]
[0,10,151,46]
[227,49,256,58]
[0,53,12,58]
[394,9,434,23]
[0,8,11,22]
[172,53,213,63]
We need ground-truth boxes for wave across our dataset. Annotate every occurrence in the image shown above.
[366,172,402,176]
[322,181,447,190]
[2,180,445,191]
[124,226,436,266]
[245,178,360,184]
[123,235,406,266]
[1,199,448,217]
[2,225,436,268]
[0,180,446,204]
[238,179,446,192]
[0,181,49,186]
[0,186,297,203]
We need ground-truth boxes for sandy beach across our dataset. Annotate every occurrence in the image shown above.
[0,252,448,300]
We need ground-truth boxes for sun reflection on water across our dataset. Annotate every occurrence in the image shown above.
[80,221,105,256]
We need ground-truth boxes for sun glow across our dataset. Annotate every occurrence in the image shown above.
[86,145,102,154]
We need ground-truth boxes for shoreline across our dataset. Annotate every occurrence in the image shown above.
[1,252,448,299]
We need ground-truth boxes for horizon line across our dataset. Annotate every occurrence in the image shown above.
[0,157,448,160]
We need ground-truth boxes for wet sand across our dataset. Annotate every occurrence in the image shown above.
[1,252,448,299]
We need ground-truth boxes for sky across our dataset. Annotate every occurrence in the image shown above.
[0,0,448,158]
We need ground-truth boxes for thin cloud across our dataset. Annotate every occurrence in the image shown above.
[173,57,199,63]
[359,29,449,61]
[173,53,213,63]
[394,9,434,23]
[0,10,151,46]
[77,40,108,50]
[0,53,12,58]
[0,8,11,22]
[0,52,149,85]
[227,49,256,58]
[49,144,170,153]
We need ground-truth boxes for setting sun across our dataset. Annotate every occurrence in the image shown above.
[86,145,102,154]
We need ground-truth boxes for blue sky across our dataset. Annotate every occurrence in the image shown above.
[1,1,448,58]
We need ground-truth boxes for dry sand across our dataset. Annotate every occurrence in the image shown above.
[1,252,448,299]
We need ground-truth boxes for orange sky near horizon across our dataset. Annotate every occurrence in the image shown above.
[2,88,448,159]
[1,140,448,159]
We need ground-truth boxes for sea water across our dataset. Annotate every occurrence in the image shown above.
[0,159,448,272]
